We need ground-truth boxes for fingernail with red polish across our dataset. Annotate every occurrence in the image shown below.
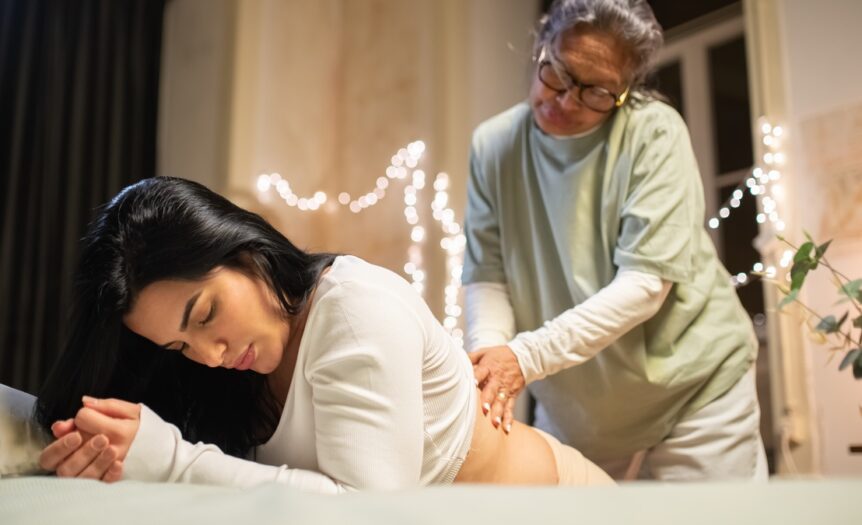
[482,402,490,415]
[493,416,501,427]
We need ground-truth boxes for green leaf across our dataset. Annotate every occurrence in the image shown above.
[814,312,847,334]
[794,241,814,263]
[803,230,814,243]
[837,311,849,330]
[839,349,861,371]
[790,259,813,291]
[815,239,832,260]
[839,279,862,301]
[816,315,839,333]
[778,289,798,310]
[853,353,862,379]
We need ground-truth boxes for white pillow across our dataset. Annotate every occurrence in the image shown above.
[0,384,50,477]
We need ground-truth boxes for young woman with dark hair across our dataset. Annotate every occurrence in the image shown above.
[36,177,613,491]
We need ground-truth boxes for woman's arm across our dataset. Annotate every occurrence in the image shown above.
[41,398,351,493]
[507,270,671,383]
[126,404,349,492]
[468,271,670,429]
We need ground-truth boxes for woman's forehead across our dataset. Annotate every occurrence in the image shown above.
[125,279,202,333]
[553,29,631,85]
[140,278,203,303]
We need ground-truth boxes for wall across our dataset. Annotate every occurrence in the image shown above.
[159,0,539,317]
[157,0,235,191]
[778,0,862,475]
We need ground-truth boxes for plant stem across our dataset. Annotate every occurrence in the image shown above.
[820,260,862,320]
[786,294,858,348]
[781,238,862,319]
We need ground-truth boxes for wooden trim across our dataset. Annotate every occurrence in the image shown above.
[744,0,820,476]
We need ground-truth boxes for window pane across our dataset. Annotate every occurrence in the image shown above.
[646,0,740,32]
[718,184,764,318]
[648,61,684,118]
[709,36,753,174]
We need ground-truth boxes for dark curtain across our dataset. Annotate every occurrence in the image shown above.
[0,0,166,393]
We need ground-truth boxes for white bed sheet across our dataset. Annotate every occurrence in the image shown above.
[1,476,859,525]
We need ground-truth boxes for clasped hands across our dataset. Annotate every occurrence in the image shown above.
[470,345,525,435]
[39,396,141,482]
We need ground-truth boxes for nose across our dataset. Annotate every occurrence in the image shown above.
[189,335,228,368]
[556,87,582,111]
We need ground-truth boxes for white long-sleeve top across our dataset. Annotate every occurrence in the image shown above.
[464,270,671,384]
[124,256,477,492]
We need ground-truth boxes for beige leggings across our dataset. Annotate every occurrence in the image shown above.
[534,428,616,486]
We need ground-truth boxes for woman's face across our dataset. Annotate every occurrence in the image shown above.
[529,27,631,136]
[124,267,290,374]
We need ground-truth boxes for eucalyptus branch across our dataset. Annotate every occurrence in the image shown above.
[821,260,862,319]
[820,256,857,287]
[773,236,862,378]
[784,292,858,348]
[780,237,862,318]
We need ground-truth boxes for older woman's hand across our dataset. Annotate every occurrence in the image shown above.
[470,345,525,434]
[39,397,141,482]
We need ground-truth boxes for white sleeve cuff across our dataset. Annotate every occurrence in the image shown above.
[464,282,516,352]
[123,404,186,482]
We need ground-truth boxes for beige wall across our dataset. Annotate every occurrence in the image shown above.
[160,0,539,316]
[777,0,862,476]
[157,0,235,191]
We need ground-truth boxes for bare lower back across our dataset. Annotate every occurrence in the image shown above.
[454,390,558,484]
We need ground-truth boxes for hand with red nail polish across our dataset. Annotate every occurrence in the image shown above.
[470,345,524,433]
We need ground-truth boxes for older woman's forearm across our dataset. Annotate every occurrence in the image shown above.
[509,270,671,383]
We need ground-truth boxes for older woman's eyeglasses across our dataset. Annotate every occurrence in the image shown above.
[536,50,629,113]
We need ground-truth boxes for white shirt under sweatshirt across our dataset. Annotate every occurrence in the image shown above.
[465,270,671,384]
[124,256,477,493]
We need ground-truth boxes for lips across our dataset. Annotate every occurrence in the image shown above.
[232,344,255,371]
[540,104,572,127]
[536,103,593,136]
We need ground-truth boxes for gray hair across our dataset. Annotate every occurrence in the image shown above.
[535,0,664,90]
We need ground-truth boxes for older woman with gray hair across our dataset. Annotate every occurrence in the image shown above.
[464,0,768,481]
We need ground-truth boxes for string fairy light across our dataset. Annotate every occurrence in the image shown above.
[721,117,789,288]
[255,141,465,344]
[431,172,467,347]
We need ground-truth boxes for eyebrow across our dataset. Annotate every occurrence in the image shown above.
[547,49,621,89]
[180,291,203,332]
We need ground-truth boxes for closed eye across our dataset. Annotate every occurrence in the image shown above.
[200,301,216,326]
[164,342,188,353]
[162,301,215,352]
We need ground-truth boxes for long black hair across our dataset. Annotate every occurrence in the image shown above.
[36,176,335,457]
